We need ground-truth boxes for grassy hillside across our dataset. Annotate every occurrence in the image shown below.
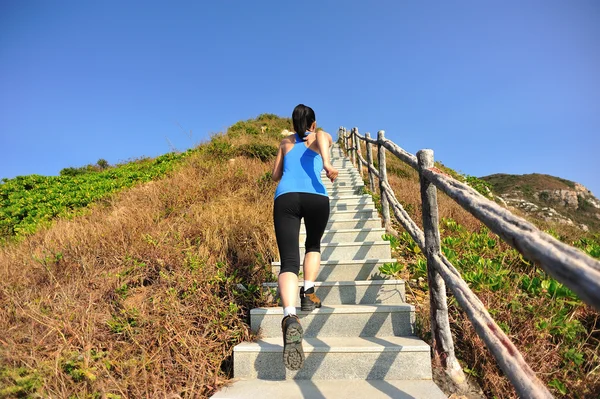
[0,115,288,398]
[0,152,195,241]
[481,173,577,193]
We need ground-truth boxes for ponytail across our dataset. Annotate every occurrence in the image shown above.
[292,104,316,141]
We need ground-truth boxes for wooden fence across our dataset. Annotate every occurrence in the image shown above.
[338,126,600,399]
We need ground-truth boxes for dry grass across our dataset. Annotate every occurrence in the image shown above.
[0,151,279,398]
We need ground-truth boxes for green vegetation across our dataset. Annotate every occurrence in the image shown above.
[226,113,292,140]
[379,218,600,398]
[0,150,197,240]
[435,162,493,198]
[0,367,43,398]
[203,137,277,162]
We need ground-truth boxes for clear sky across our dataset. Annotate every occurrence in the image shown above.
[1,1,599,195]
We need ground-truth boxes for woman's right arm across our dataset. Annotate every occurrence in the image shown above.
[316,130,338,182]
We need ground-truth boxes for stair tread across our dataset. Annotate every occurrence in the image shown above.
[211,379,446,399]
[302,216,380,221]
[271,258,397,265]
[234,336,430,353]
[301,240,390,247]
[262,280,403,287]
[300,228,384,234]
[251,304,413,315]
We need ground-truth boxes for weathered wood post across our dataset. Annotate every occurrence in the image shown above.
[355,128,364,178]
[417,149,466,386]
[365,132,375,192]
[377,130,392,231]
[344,128,349,155]
[350,128,357,168]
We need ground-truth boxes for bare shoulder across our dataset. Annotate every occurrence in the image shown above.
[317,129,333,144]
[280,135,294,146]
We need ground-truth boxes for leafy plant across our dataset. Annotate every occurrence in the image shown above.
[378,262,404,277]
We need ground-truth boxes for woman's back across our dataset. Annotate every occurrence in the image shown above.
[274,132,328,199]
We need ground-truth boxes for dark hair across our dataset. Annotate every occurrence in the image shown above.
[292,104,316,141]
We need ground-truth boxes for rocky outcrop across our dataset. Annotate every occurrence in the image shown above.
[481,173,600,233]
[533,184,600,210]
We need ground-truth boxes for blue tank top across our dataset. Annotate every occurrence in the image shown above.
[274,132,329,200]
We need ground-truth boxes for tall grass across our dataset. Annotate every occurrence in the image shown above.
[0,124,283,397]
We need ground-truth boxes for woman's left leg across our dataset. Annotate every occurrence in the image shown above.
[273,193,305,371]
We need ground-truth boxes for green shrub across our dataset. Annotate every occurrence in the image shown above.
[204,136,235,161]
[97,159,109,169]
[237,144,278,162]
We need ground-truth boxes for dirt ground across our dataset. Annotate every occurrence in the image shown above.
[432,367,487,399]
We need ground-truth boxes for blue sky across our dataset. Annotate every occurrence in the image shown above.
[1,1,599,195]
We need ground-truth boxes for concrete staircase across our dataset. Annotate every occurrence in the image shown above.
[212,144,446,398]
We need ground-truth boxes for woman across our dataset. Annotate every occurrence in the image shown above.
[271,104,338,371]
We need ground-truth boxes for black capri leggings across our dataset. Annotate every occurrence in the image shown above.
[274,192,330,275]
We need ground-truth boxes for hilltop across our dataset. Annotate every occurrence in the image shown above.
[481,173,600,233]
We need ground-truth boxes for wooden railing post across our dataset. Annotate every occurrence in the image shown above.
[350,128,357,168]
[365,132,375,192]
[377,131,392,231]
[355,128,363,178]
[344,128,349,155]
[417,149,466,386]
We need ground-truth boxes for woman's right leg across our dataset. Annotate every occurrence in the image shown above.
[274,193,302,309]
[300,193,330,310]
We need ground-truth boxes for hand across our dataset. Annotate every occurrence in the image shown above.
[324,163,338,182]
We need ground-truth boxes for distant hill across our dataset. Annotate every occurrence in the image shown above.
[481,173,600,233]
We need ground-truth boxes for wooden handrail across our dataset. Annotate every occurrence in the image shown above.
[339,126,600,398]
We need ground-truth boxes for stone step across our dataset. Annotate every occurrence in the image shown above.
[300,227,385,243]
[331,159,354,164]
[211,379,447,399]
[262,280,406,306]
[298,241,391,261]
[300,211,378,226]
[322,177,362,185]
[326,188,365,196]
[324,183,365,191]
[328,195,375,206]
[251,304,413,338]
[326,181,362,187]
[321,170,360,177]
[301,218,382,230]
[233,336,432,380]
[327,203,376,212]
[324,182,364,190]
[271,259,398,281]
[326,209,377,221]
[328,188,365,196]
